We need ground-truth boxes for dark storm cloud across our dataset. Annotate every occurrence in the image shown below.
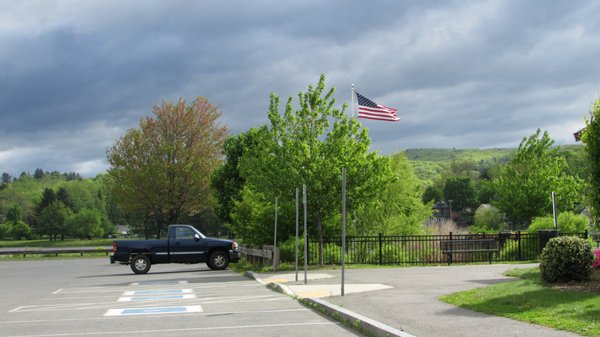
[0,0,599,176]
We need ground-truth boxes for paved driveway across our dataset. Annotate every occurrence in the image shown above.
[257,264,583,337]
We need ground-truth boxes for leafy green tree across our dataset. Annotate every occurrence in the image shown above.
[493,129,584,226]
[107,97,228,238]
[9,221,32,240]
[0,223,10,239]
[39,201,72,241]
[234,75,388,265]
[582,97,600,224]
[67,208,104,239]
[443,177,478,211]
[477,180,496,204]
[422,185,442,204]
[352,154,431,235]
[6,204,22,223]
[211,127,267,225]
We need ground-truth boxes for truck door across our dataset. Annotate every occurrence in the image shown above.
[169,226,207,263]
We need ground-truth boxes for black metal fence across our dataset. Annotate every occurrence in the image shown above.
[306,231,589,265]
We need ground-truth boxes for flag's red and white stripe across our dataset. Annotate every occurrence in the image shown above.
[355,92,400,122]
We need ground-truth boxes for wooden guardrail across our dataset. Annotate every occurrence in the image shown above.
[0,247,112,257]
[238,245,280,271]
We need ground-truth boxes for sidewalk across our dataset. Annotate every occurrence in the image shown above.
[249,264,582,337]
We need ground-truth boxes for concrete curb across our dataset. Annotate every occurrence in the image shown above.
[243,271,265,285]
[243,271,417,337]
[301,298,417,337]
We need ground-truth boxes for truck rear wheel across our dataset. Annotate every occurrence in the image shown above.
[207,251,229,270]
[131,254,151,274]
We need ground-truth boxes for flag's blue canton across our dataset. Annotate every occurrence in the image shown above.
[356,93,378,108]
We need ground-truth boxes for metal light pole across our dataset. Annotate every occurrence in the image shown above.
[303,184,308,284]
[552,192,558,231]
[341,168,346,296]
[295,188,299,282]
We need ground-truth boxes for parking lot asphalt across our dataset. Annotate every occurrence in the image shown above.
[0,259,360,337]
[253,264,584,337]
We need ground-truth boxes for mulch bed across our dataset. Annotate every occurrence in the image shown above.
[552,268,600,293]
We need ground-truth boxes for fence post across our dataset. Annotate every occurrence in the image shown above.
[272,246,280,271]
[517,231,522,261]
[584,229,588,240]
[378,233,383,265]
[448,232,453,265]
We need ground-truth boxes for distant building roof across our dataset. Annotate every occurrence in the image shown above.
[475,204,498,213]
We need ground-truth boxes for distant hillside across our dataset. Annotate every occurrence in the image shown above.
[404,148,515,183]
[403,146,585,184]
[404,148,515,163]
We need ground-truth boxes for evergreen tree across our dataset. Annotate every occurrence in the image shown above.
[36,188,56,214]
[1,172,11,184]
[57,187,75,211]
[33,168,45,180]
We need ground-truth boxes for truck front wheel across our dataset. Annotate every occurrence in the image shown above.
[131,254,151,274]
[207,251,229,270]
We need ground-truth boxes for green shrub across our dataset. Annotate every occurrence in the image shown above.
[0,223,11,239]
[473,206,504,231]
[528,211,589,234]
[279,237,305,263]
[539,236,594,283]
[9,221,32,240]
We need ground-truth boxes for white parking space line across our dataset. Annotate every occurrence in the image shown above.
[7,322,337,337]
[1,308,310,325]
[125,289,193,295]
[104,305,203,316]
[117,294,197,302]
[130,281,188,286]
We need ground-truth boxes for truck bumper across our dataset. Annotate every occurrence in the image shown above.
[230,250,240,263]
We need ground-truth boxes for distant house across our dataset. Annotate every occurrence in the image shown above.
[116,225,130,237]
[475,204,498,214]
[432,201,451,220]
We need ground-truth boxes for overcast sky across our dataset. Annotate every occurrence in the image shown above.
[1,0,598,177]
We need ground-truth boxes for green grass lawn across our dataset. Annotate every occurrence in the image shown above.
[440,267,600,336]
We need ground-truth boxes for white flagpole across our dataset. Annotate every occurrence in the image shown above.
[351,84,355,118]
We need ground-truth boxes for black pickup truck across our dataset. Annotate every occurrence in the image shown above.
[111,224,240,274]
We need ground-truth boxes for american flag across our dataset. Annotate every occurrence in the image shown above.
[355,92,400,122]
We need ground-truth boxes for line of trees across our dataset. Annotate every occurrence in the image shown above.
[1,76,599,247]
[0,173,115,240]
